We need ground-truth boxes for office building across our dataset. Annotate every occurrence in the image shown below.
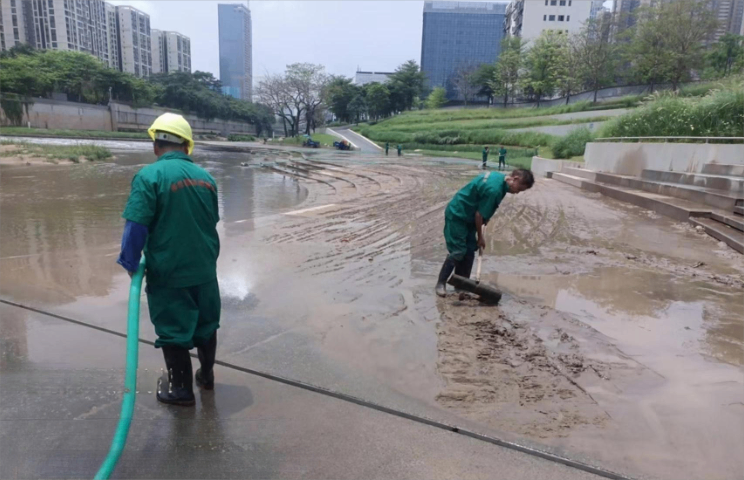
[115,5,151,77]
[504,0,592,42]
[590,0,606,19]
[421,1,507,99]
[353,70,394,86]
[218,3,252,100]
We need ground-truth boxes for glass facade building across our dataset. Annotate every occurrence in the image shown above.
[421,1,507,99]
[218,3,252,101]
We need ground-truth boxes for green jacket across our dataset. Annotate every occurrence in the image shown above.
[122,151,220,288]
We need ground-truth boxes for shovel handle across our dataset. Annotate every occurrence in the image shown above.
[475,248,483,284]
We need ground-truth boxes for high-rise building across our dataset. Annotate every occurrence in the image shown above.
[353,70,394,86]
[0,0,31,51]
[151,28,164,73]
[115,5,151,77]
[590,0,606,19]
[104,2,118,69]
[711,0,744,41]
[504,0,593,42]
[218,3,252,100]
[421,1,507,99]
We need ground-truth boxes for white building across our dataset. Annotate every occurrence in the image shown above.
[0,0,30,51]
[151,28,164,73]
[151,29,191,74]
[104,2,119,69]
[504,0,593,43]
[353,70,394,86]
[116,5,151,77]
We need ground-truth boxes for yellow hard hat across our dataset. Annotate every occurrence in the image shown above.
[148,113,194,155]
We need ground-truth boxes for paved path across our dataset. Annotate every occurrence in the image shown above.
[0,303,605,480]
[328,126,381,154]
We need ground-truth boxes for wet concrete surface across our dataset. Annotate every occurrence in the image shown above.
[1,141,743,479]
[0,304,604,480]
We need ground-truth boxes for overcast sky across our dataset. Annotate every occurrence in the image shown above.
[109,1,613,81]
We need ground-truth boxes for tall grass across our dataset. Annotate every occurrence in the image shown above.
[599,79,744,139]
[551,128,594,159]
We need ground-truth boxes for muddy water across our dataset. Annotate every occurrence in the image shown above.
[2,146,743,480]
[0,149,307,304]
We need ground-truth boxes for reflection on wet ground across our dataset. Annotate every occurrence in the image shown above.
[1,143,743,480]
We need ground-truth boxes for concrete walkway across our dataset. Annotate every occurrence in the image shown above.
[328,126,381,154]
[0,303,605,480]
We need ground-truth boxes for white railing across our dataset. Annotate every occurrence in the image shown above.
[594,136,744,143]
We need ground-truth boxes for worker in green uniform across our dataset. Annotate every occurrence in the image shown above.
[498,145,507,171]
[482,146,489,170]
[397,144,402,157]
[117,113,221,407]
[385,142,389,156]
[435,168,535,297]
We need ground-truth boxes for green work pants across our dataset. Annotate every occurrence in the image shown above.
[443,213,477,262]
[146,279,221,349]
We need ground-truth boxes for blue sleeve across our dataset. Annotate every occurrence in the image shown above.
[117,220,148,272]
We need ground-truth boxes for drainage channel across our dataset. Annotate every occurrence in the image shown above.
[0,298,635,480]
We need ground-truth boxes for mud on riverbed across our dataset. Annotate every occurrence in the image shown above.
[2,147,742,480]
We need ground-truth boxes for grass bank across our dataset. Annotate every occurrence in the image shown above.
[0,126,148,140]
[0,140,112,164]
[599,77,744,140]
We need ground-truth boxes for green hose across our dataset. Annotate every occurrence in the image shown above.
[94,258,145,480]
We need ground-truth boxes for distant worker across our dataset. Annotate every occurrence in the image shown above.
[385,142,389,156]
[498,145,507,171]
[118,113,221,407]
[435,169,535,297]
[397,144,402,157]
[482,146,489,170]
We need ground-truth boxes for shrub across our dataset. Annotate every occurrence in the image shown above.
[228,134,256,142]
[551,127,594,159]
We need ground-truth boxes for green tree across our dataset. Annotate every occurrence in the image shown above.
[347,94,367,123]
[573,15,618,102]
[706,33,744,78]
[365,82,391,120]
[622,5,668,92]
[555,34,582,104]
[425,87,447,109]
[489,37,524,107]
[387,60,426,112]
[471,63,497,105]
[520,31,563,106]
[325,76,359,123]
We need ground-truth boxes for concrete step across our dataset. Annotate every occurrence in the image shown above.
[641,170,744,193]
[735,206,744,216]
[560,167,596,181]
[702,164,744,177]
[690,217,744,254]
[578,171,743,211]
[551,172,600,192]
[711,212,744,232]
[554,172,710,222]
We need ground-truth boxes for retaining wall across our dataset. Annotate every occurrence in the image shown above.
[585,142,744,176]
[0,98,256,135]
[531,157,585,178]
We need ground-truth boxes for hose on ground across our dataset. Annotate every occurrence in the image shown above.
[94,258,145,480]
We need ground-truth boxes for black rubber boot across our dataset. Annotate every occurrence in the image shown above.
[454,251,475,279]
[157,346,196,406]
[435,257,457,297]
[195,333,217,390]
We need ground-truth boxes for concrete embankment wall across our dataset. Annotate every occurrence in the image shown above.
[585,142,744,176]
[531,157,584,178]
[0,98,256,135]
